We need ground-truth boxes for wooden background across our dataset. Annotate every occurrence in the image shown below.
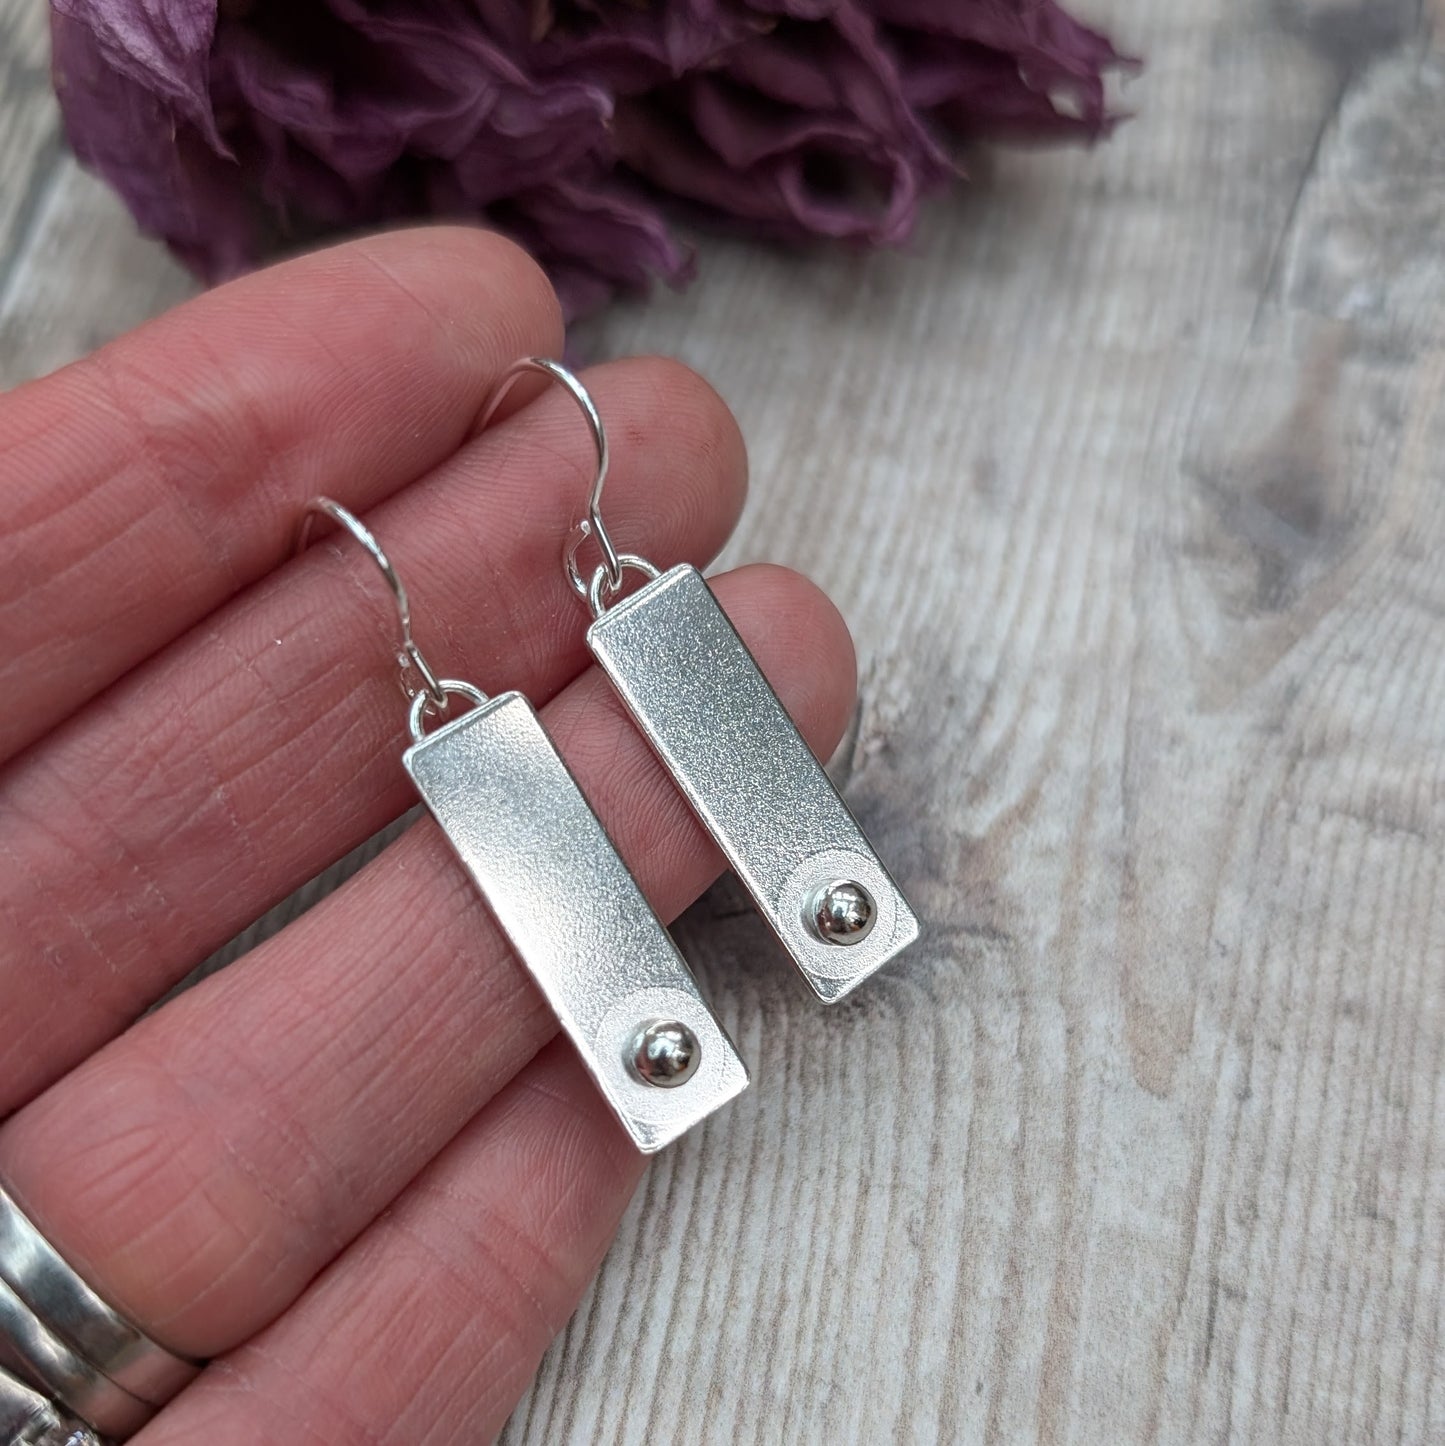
[4,0,1445,1440]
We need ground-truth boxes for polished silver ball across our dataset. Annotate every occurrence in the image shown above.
[810,879,876,945]
[629,1020,701,1088]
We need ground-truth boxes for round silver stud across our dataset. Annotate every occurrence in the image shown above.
[628,1019,701,1088]
[808,879,877,945]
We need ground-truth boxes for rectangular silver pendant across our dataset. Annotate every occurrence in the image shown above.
[404,692,747,1152]
[588,565,919,1002]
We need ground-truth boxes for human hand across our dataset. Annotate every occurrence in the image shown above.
[0,228,855,1442]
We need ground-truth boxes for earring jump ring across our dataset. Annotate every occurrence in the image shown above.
[586,554,662,621]
[407,679,489,745]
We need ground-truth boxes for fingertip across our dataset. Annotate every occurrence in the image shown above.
[492,1042,648,1249]
[340,224,566,376]
[711,563,858,763]
[484,354,750,600]
[597,356,749,560]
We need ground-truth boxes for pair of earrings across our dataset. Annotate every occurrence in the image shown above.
[299,359,918,1152]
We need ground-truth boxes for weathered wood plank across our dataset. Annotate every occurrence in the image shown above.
[0,159,194,388]
[0,1,62,301]
[1,0,1443,1441]
[0,4,194,387]
[514,4,1445,1442]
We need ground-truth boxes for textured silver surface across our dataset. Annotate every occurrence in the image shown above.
[0,1184,199,1406]
[404,693,747,1153]
[0,1279,151,1439]
[589,566,919,1002]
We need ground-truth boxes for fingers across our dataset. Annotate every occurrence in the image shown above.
[0,357,747,1115]
[134,1042,642,1446]
[0,226,563,763]
[0,567,857,1360]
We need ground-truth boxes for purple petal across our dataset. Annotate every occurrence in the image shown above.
[618,82,930,244]
[52,9,257,276]
[51,0,224,148]
[870,0,1130,137]
[499,175,694,318]
[210,9,613,209]
[49,0,1134,310]
[894,33,1121,140]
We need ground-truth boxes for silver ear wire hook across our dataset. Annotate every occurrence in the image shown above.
[477,357,639,603]
[295,496,450,716]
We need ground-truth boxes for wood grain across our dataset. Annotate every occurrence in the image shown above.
[3,0,1444,1440]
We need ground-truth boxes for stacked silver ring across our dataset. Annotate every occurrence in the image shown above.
[0,1363,99,1446]
[0,1184,202,1442]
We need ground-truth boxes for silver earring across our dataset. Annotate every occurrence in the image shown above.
[296,499,746,1153]
[482,360,920,1004]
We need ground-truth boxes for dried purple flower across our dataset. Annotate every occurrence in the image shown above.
[51,0,1130,317]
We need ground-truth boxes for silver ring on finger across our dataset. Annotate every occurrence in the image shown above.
[0,1277,152,1438]
[0,1183,205,1439]
[0,1362,101,1446]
